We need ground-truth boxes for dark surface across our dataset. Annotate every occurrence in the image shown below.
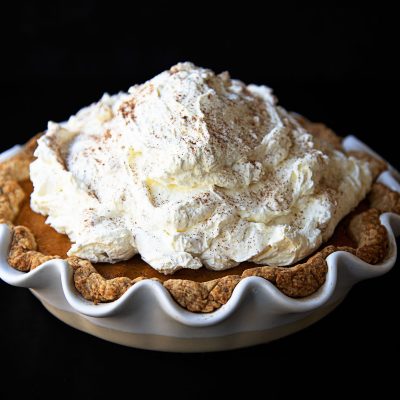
[0,4,399,398]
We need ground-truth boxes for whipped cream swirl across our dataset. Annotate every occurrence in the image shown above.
[30,62,372,273]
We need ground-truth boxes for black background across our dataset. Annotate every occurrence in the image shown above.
[1,3,399,399]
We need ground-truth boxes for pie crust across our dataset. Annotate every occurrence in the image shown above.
[1,121,397,312]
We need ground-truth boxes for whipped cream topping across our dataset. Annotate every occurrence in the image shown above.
[30,62,373,273]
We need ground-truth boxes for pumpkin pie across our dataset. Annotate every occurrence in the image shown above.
[0,117,396,312]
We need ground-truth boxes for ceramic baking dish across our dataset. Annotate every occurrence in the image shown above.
[0,136,399,352]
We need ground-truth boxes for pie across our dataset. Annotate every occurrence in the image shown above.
[2,63,398,312]
[1,117,397,312]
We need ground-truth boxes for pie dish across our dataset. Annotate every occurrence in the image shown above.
[1,118,396,307]
[0,134,399,351]
[0,64,399,351]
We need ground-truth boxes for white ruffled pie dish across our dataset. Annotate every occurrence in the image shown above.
[0,136,399,352]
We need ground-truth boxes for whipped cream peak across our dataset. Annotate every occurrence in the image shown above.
[120,62,278,189]
[30,62,373,273]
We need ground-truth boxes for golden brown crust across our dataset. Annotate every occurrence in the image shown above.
[164,275,241,313]
[318,244,357,258]
[1,136,60,272]
[348,151,387,181]
[242,254,327,298]
[0,178,25,223]
[0,134,41,182]
[67,256,134,304]
[275,254,328,297]
[0,135,41,224]
[8,225,59,271]
[349,208,389,264]
[242,265,281,281]
[241,245,355,280]
[368,182,400,214]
